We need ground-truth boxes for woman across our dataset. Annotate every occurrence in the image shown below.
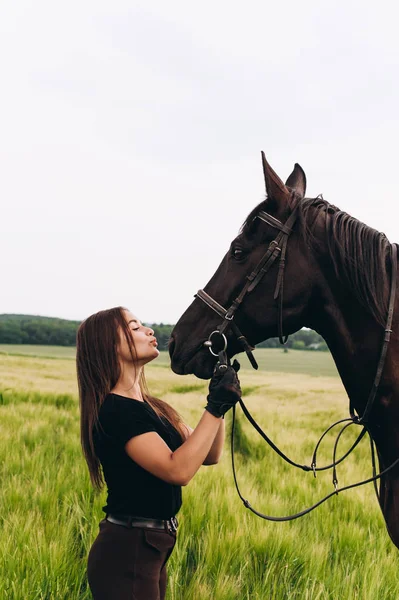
[76,306,241,600]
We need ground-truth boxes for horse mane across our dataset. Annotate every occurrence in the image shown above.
[242,196,392,327]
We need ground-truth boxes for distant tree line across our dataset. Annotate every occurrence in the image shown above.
[0,315,176,349]
[0,314,79,346]
[0,314,328,351]
[257,328,328,351]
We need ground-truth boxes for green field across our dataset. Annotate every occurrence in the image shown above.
[0,347,397,599]
[0,344,76,359]
[0,344,339,377]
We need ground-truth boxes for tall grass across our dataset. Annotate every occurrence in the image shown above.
[0,350,397,599]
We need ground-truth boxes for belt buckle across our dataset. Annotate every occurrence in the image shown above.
[167,516,178,533]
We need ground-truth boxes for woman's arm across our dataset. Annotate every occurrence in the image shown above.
[125,364,240,486]
[124,410,223,486]
[183,420,225,465]
[203,419,225,464]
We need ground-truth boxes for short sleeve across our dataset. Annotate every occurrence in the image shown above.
[100,397,157,447]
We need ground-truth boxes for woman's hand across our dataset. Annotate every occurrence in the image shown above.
[205,360,241,418]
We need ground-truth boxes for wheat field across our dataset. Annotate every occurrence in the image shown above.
[0,347,398,599]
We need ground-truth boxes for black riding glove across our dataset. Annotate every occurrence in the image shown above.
[205,360,241,418]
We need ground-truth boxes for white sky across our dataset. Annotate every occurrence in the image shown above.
[1,0,399,324]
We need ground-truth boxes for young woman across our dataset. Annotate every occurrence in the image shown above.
[76,306,241,600]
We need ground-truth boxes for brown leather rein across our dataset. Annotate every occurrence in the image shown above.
[195,208,399,521]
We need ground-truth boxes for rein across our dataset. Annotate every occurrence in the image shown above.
[196,206,399,521]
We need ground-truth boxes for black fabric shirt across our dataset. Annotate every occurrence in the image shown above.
[93,393,184,519]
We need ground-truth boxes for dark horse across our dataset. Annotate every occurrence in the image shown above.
[169,154,399,548]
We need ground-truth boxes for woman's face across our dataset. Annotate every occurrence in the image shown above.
[118,310,159,367]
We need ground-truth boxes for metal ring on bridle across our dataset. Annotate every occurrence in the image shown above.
[204,330,227,357]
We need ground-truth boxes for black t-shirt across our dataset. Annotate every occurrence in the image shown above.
[93,393,184,519]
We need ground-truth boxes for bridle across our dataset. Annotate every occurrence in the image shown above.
[196,206,299,370]
[195,205,399,521]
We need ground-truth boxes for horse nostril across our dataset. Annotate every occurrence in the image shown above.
[168,335,176,358]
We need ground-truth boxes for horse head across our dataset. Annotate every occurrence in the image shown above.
[170,153,325,379]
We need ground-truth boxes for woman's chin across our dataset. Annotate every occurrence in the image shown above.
[149,348,160,361]
[137,348,160,367]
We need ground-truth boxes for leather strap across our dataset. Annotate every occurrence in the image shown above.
[196,289,228,320]
[196,290,259,369]
[106,514,178,532]
[257,210,293,234]
[231,403,399,522]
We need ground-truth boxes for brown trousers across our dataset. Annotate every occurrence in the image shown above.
[87,519,176,600]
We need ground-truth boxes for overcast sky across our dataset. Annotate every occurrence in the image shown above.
[1,1,399,324]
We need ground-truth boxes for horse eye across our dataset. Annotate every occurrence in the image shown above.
[232,248,245,260]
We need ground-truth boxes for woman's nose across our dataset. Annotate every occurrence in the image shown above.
[147,327,154,335]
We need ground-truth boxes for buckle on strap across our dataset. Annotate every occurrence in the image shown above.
[167,517,178,533]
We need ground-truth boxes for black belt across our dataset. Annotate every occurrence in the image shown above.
[106,514,178,533]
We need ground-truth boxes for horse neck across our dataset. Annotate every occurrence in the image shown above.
[307,270,389,416]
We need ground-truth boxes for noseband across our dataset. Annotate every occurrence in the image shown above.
[196,207,299,368]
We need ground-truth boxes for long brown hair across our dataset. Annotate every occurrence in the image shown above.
[76,306,185,489]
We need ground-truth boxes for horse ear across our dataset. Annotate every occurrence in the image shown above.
[285,163,307,198]
[261,151,290,204]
